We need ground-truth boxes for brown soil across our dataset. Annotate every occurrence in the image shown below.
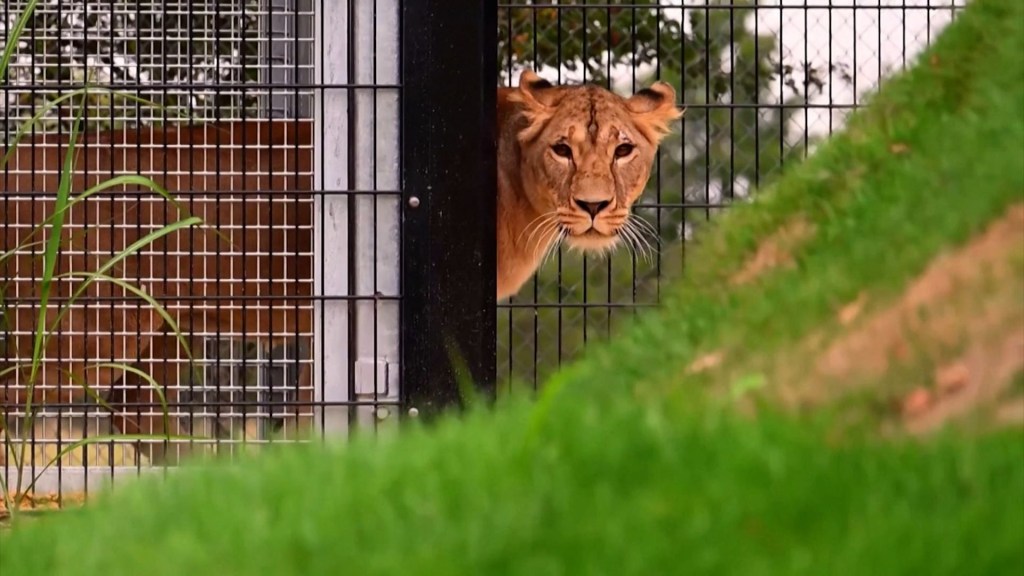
[730,217,816,286]
[0,490,87,522]
[792,202,1024,432]
[686,350,726,374]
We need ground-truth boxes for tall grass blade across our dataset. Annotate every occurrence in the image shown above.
[0,87,188,173]
[0,0,38,84]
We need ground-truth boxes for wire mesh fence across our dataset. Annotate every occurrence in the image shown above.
[0,0,970,501]
[0,0,314,131]
[495,0,967,390]
[0,0,399,496]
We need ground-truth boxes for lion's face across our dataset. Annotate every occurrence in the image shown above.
[508,70,683,253]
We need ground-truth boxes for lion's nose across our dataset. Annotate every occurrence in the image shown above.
[574,198,611,217]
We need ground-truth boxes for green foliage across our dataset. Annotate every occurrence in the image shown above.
[2,399,1022,575]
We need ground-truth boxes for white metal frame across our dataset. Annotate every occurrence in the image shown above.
[313,0,401,435]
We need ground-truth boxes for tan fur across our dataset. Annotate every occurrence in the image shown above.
[496,69,684,300]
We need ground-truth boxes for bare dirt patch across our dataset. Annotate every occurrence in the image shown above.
[0,490,87,524]
[784,203,1024,432]
[686,350,726,374]
[730,217,816,286]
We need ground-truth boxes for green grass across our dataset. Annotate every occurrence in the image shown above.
[2,0,1024,574]
[1009,370,1024,400]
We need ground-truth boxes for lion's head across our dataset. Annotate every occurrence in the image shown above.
[506,69,683,253]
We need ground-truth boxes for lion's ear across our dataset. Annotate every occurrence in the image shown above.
[507,69,559,142]
[507,69,558,115]
[626,81,684,143]
[513,68,557,109]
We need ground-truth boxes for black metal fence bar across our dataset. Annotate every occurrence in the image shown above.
[313,0,403,436]
[351,0,402,430]
[402,0,499,415]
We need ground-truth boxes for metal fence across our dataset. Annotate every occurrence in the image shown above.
[0,0,413,495]
[495,0,966,390]
[0,0,966,500]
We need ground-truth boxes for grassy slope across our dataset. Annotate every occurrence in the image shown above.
[2,1,1024,574]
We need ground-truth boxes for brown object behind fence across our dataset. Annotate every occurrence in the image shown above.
[1,119,316,464]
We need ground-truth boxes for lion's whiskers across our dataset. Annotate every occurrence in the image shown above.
[522,212,561,252]
[630,214,662,245]
[617,224,640,262]
[618,215,660,265]
[518,211,559,246]
[629,214,661,262]
[620,222,650,265]
[521,210,661,269]
[538,224,565,269]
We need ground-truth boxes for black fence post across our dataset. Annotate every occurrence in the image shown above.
[401,0,498,417]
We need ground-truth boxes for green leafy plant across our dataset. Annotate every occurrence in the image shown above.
[0,0,207,519]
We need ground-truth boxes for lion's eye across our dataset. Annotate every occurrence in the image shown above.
[551,144,573,159]
[615,143,635,158]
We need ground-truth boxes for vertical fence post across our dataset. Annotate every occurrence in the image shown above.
[313,0,352,435]
[401,0,498,416]
[351,0,402,427]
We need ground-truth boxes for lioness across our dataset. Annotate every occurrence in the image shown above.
[1,70,681,465]
[496,69,683,300]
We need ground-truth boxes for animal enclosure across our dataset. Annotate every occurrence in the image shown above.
[0,0,409,494]
[495,0,967,389]
[0,0,967,499]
